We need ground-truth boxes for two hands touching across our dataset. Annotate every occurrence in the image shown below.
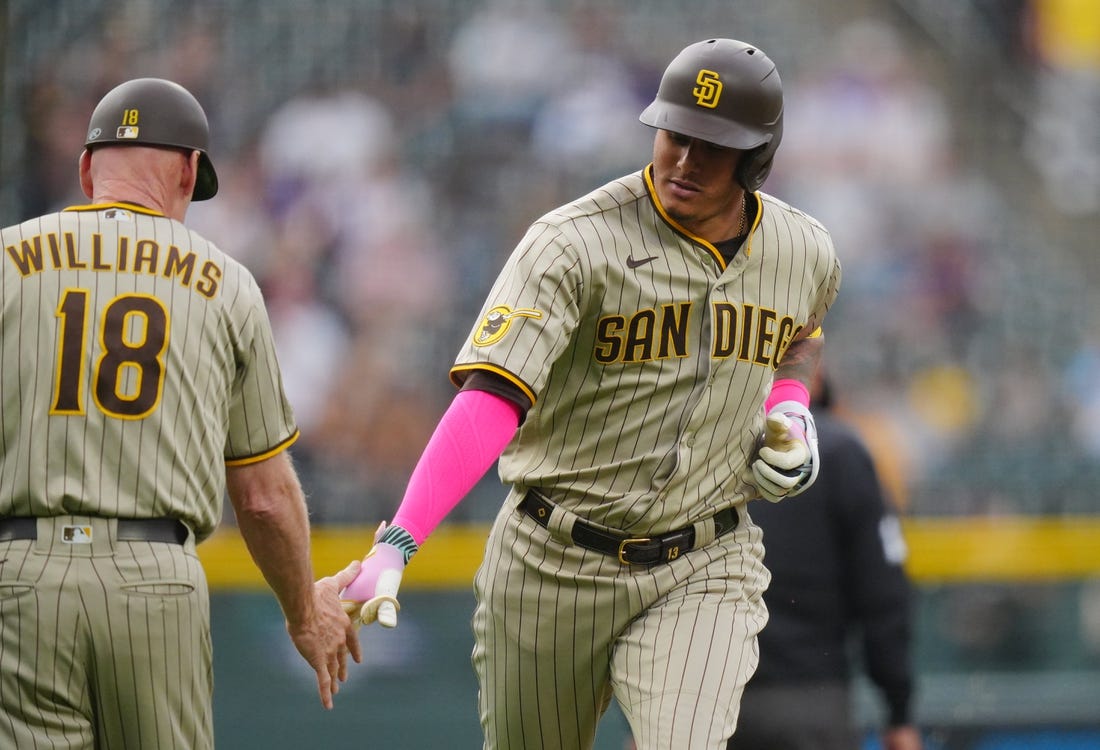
[751,399,820,502]
[293,523,414,709]
[340,521,415,629]
[288,559,363,710]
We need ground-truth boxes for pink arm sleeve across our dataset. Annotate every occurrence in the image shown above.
[764,378,810,411]
[390,388,521,545]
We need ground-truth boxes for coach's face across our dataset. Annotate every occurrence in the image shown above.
[651,129,745,243]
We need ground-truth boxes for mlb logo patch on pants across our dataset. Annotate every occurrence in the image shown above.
[62,525,93,543]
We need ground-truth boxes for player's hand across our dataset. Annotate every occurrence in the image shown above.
[751,400,819,502]
[340,522,416,629]
[883,725,923,750]
[289,558,364,710]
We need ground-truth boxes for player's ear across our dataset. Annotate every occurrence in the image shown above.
[180,150,200,200]
[79,149,94,199]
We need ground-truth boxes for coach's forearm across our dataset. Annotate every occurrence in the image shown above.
[226,451,316,626]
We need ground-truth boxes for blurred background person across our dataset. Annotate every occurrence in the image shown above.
[727,369,922,750]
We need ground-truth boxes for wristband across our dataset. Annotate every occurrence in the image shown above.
[378,524,419,565]
[765,378,810,412]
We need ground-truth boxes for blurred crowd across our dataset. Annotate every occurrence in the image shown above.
[5,0,1099,524]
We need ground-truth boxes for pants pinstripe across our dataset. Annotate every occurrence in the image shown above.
[0,516,211,750]
[472,495,769,750]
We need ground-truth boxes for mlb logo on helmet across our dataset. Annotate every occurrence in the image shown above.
[116,126,140,139]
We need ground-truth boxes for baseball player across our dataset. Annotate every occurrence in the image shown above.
[341,38,842,748]
[0,78,360,749]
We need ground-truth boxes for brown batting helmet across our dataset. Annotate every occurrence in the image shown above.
[639,38,783,191]
[85,78,219,201]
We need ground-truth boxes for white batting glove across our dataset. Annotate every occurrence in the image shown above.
[340,522,417,629]
[751,400,819,502]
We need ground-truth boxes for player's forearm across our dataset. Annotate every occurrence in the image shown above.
[227,451,316,626]
[340,389,520,610]
[774,331,822,386]
[390,388,521,545]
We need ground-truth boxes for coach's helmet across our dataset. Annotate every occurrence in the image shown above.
[639,38,783,192]
[85,77,218,200]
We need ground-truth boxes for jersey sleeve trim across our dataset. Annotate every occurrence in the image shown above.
[450,363,537,407]
[224,429,300,467]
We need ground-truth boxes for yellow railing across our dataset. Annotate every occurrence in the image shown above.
[197,516,1100,590]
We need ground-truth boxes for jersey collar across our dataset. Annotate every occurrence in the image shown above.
[643,164,759,269]
[63,201,167,217]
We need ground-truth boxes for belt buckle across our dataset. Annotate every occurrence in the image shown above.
[617,537,651,564]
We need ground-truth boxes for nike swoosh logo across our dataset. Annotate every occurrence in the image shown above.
[626,255,658,269]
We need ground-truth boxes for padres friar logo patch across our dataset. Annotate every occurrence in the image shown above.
[473,305,542,347]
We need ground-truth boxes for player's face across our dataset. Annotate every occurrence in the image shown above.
[651,129,745,242]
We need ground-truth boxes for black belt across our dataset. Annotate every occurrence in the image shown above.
[0,517,188,545]
[520,491,738,566]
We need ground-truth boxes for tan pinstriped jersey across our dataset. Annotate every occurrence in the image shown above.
[452,166,841,535]
[0,202,297,540]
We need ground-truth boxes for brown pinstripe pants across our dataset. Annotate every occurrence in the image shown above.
[472,493,770,750]
[0,516,212,749]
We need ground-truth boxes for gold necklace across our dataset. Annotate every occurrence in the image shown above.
[737,193,747,236]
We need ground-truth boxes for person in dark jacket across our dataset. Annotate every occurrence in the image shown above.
[728,372,923,750]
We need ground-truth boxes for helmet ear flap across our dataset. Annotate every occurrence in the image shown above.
[735,114,782,192]
[736,145,770,192]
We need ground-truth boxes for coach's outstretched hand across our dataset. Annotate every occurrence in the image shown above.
[341,522,418,629]
[290,559,363,710]
[751,400,819,502]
